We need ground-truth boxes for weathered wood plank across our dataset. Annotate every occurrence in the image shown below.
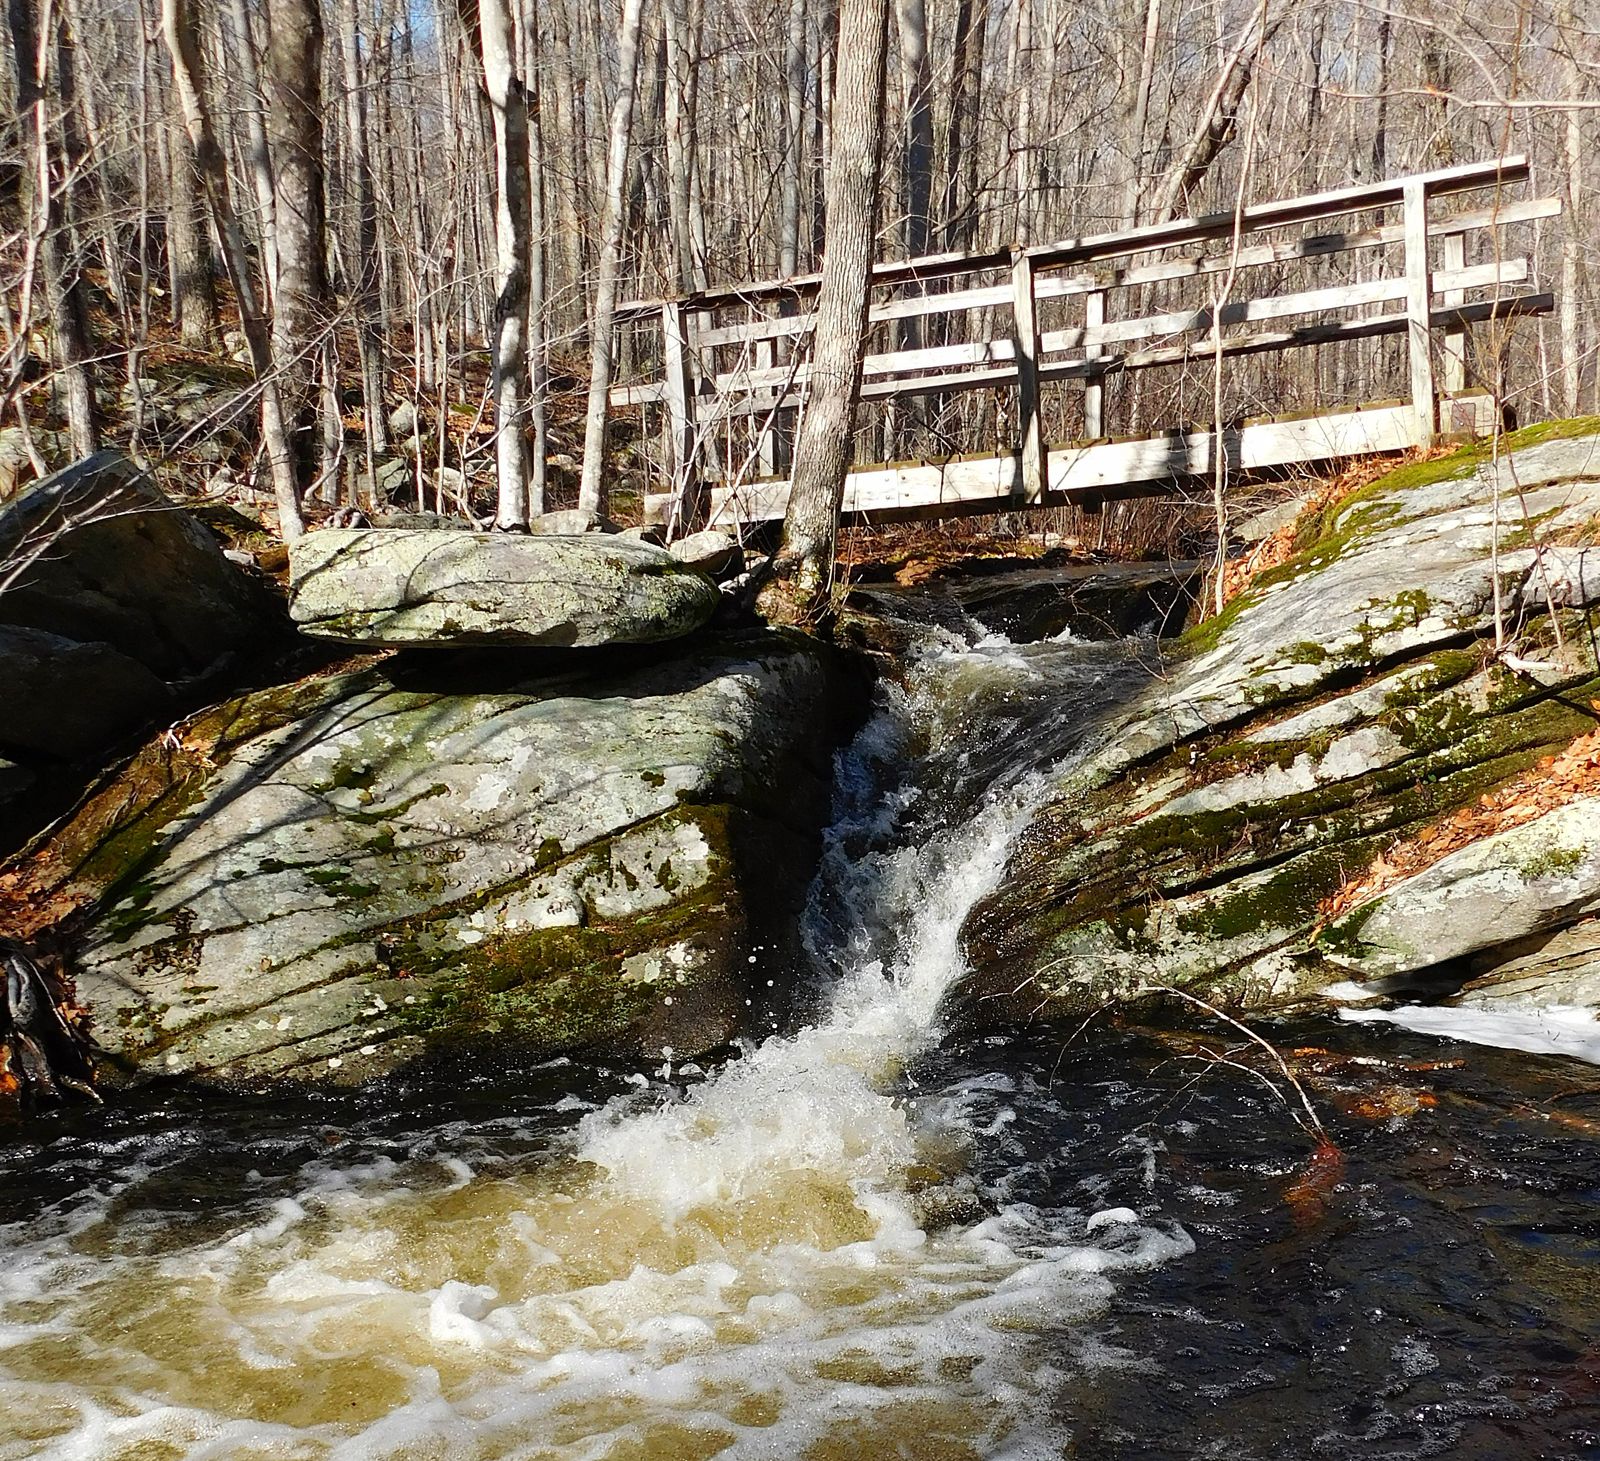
[664,292,1552,421]
[686,195,1559,350]
[675,258,1528,403]
[1012,254,1045,503]
[655,402,1426,528]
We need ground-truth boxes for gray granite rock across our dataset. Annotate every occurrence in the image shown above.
[288,528,719,648]
[62,631,859,1086]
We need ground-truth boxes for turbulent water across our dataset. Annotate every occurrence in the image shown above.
[5,624,1600,1460]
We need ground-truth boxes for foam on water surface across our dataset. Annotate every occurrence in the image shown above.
[0,628,1193,1461]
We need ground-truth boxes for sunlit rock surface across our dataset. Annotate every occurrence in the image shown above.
[50,630,858,1085]
[288,528,719,648]
[965,422,1600,1015]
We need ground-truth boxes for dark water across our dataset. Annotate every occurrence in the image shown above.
[5,1012,1599,1459]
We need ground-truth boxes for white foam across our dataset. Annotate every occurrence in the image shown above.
[1341,1002,1600,1064]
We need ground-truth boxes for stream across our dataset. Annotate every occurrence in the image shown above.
[3,624,1600,1460]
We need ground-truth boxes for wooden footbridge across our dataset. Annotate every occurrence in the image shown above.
[609,157,1556,538]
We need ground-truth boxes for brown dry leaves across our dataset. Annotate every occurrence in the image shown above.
[1318,716,1600,929]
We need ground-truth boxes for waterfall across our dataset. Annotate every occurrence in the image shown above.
[0,625,1193,1461]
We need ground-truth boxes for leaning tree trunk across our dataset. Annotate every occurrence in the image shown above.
[576,0,647,520]
[1146,0,1283,224]
[776,0,889,601]
[460,0,533,529]
[265,0,330,502]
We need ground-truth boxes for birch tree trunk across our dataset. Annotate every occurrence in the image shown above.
[776,0,889,600]
[459,0,533,529]
[577,0,647,519]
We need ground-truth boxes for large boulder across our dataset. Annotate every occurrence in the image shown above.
[0,452,275,679]
[33,630,862,1086]
[963,423,1600,1018]
[0,454,287,847]
[289,528,719,648]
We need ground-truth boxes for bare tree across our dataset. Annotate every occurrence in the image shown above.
[460,0,532,529]
[776,0,890,601]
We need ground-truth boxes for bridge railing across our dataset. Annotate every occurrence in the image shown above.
[609,157,1556,537]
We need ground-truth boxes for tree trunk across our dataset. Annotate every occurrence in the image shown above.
[168,84,217,348]
[577,0,647,518]
[460,0,533,529]
[265,0,329,498]
[223,0,279,303]
[1146,0,1282,224]
[338,0,387,481]
[776,0,889,600]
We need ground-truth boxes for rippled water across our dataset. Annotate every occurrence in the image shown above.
[4,627,1600,1460]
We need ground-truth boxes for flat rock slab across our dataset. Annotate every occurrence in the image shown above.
[288,528,720,648]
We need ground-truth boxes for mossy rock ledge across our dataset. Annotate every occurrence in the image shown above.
[44,629,863,1087]
[962,422,1600,1022]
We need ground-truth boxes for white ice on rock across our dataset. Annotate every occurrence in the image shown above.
[1340,1002,1600,1065]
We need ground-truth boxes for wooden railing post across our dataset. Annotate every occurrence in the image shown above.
[1011,251,1046,503]
[1403,179,1437,447]
[661,300,703,539]
[1083,288,1106,438]
[1441,231,1469,398]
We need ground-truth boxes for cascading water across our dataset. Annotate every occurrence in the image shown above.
[0,623,1195,1461]
[8,615,1600,1460]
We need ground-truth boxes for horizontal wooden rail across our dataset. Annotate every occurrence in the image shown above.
[611,255,1533,410]
[615,155,1531,322]
[682,294,1551,421]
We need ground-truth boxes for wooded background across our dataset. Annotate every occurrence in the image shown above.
[1,0,1595,541]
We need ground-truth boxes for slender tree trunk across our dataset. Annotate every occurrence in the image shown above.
[942,0,985,251]
[1123,0,1161,223]
[223,0,279,303]
[577,0,647,518]
[776,0,889,600]
[265,0,329,496]
[339,0,387,481]
[1558,0,1587,414]
[778,0,807,278]
[460,0,532,528]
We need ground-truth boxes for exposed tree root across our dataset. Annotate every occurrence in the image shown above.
[0,939,99,1114]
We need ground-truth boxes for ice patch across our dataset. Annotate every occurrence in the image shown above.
[1341,1002,1600,1064]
